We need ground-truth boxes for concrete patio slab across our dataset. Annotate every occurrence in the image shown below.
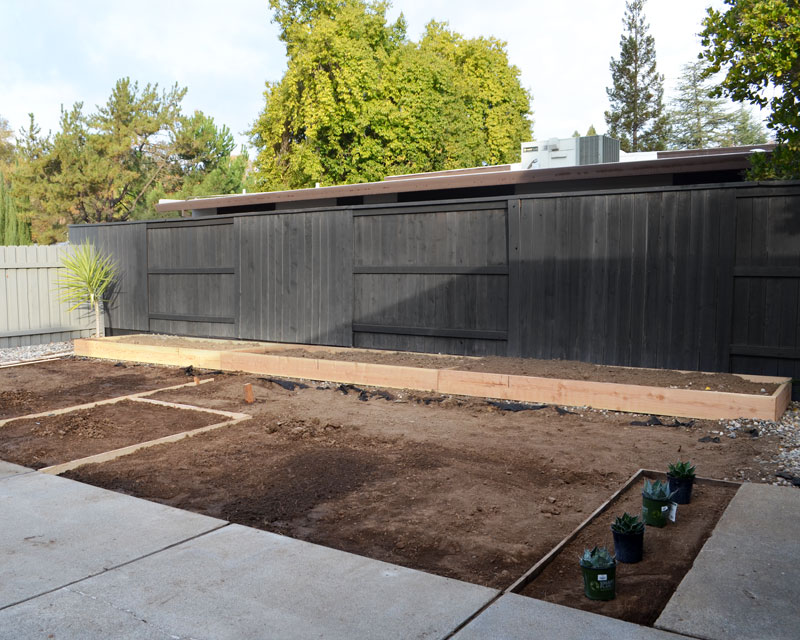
[452,594,689,640]
[0,460,31,479]
[0,471,225,609]
[0,524,497,640]
[656,483,800,640]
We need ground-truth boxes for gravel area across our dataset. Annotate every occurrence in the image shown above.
[720,401,800,487]
[0,340,74,364]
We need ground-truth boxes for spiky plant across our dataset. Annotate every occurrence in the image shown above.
[667,460,696,479]
[57,242,117,338]
[579,546,616,569]
[642,478,677,501]
[611,512,645,535]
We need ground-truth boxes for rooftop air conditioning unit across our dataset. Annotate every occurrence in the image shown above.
[521,135,620,170]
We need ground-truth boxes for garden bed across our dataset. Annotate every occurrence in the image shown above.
[0,399,223,469]
[74,336,792,420]
[27,361,775,591]
[515,472,738,626]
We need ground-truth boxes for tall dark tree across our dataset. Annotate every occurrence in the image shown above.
[605,0,669,152]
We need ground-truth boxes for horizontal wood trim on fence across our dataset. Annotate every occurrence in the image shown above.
[0,262,63,269]
[74,338,792,421]
[0,326,77,339]
[733,266,800,278]
[729,344,800,359]
[149,313,236,324]
[352,324,509,341]
[353,265,509,275]
[147,267,235,275]
[147,218,233,229]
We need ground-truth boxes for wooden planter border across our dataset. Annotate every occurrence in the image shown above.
[505,469,742,595]
[73,337,792,421]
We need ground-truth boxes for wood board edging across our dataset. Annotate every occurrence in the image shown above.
[72,338,792,421]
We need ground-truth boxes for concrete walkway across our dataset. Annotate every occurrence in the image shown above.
[1,459,796,639]
[656,482,800,640]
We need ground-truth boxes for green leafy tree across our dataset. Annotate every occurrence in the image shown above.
[605,0,669,152]
[57,242,117,338]
[12,81,248,240]
[0,173,32,246]
[0,115,14,169]
[667,61,734,149]
[586,125,598,136]
[251,0,532,190]
[700,0,799,177]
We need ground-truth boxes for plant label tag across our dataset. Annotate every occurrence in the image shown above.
[668,502,678,522]
[660,505,669,512]
[597,574,608,581]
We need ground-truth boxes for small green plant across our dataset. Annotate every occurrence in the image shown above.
[57,242,117,338]
[667,460,696,479]
[611,512,645,535]
[579,546,616,569]
[642,478,677,501]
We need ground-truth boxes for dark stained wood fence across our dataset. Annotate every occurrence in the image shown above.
[69,181,800,391]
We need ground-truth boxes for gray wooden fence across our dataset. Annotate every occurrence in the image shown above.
[0,245,94,348]
[68,181,800,393]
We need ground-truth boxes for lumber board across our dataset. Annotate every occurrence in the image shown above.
[39,416,250,475]
[72,338,792,421]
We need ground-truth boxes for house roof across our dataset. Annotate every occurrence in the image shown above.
[155,149,762,214]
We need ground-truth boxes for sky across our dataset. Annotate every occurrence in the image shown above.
[1,0,732,153]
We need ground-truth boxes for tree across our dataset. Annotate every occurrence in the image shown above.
[0,173,32,246]
[700,0,799,177]
[0,115,14,169]
[57,242,117,338]
[722,105,769,147]
[667,61,734,149]
[250,0,532,190]
[586,125,598,136]
[12,81,249,241]
[604,0,669,152]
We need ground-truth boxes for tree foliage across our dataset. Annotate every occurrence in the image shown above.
[11,80,250,242]
[0,115,14,170]
[668,61,734,149]
[57,241,117,338]
[701,0,800,177]
[0,173,32,246]
[605,0,669,152]
[251,0,532,190]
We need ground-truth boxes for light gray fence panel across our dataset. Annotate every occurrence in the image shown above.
[0,245,94,348]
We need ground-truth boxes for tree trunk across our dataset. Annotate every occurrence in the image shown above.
[94,300,104,338]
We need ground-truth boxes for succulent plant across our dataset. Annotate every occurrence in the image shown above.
[611,512,645,534]
[579,546,616,569]
[667,460,696,479]
[642,478,677,501]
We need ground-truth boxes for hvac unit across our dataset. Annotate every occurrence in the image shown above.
[521,135,620,170]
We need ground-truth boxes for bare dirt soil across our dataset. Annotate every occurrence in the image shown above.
[0,358,188,420]
[519,477,737,626]
[35,362,780,591]
[0,399,222,469]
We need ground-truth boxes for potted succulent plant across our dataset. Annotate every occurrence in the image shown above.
[579,546,616,600]
[611,512,645,563]
[667,460,696,505]
[641,478,677,527]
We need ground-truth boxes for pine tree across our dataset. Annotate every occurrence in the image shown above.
[0,172,32,246]
[668,61,733,149]
[604,0,669,152]
[722,105,769,147]
[586,125,598,136]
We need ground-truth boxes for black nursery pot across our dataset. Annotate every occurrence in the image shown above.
[667,475,694,505]
[612,528,644,563]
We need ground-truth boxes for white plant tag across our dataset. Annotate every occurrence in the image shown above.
[661,505,669,512]
[668,502,678,522]
[597,574,608,581]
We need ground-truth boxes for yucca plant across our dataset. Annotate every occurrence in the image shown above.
[57,242,117,338]
[642,478,677,502]
[667,460,696,479]
[611,512,645,535]
[579,546,616,569]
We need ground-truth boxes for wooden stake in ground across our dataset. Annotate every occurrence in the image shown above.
[194,376,200,385]
[244,383,255,404]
